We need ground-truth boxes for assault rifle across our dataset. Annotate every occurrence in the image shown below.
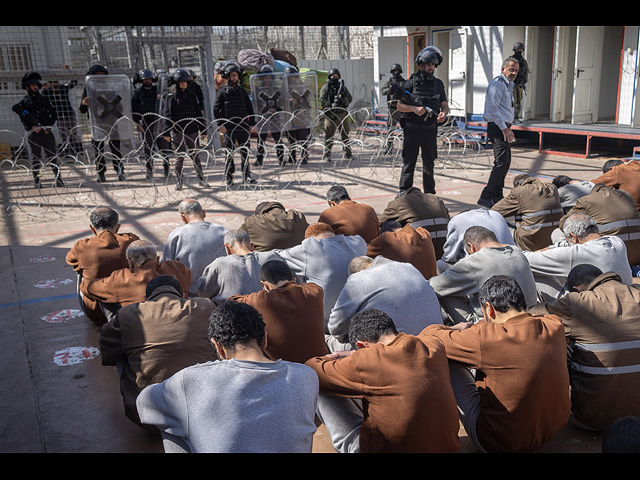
[331,80,345,108]
[389,83,435,121]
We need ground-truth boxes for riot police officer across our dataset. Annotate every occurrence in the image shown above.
[252,64,286,166]
[284,65,312,165]
[167,68,207,190]
[132,68,171,179]
[214,61,256,186]
[319,67,353,161]
[380,63,405,154]
[79,63,125,183]
[12,71,64,187]
[395,46,449,195]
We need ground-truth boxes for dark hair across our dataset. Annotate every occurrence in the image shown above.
[348,308,398,348]
[513,173,530,187]
[552,175,572,188]
[327,185,350,203]
[567,264,603,291]
[208,301,266,351]
[463,225,497,246]
[90,206,119,230]
[478,275,526,313]
[259,260,293,284]
[380,220,402,234]
[602,159,623,173]
[146,274,182,298]
[602,416,640,453]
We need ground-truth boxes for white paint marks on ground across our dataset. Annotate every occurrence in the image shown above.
[30,255,56,263]
[41,309,84,324]
[53,346,100,366]
[34,278,74,288]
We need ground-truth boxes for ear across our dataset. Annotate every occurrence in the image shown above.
[90,225,97,235]
[224,245,232,255]
[211,338,226,360]
[484,302,496,320]
[115,224,121,233]
[355,340,370,349]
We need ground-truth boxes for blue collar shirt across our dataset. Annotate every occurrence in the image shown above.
[483,73,514,131]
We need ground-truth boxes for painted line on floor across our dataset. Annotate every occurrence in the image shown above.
[0,293,76,309]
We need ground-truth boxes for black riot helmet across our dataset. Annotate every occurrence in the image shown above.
[328,68,341,79]
[259,64,274,74]
[223,61,243,80]
[138,69,155,80]
[390,63,403,74]
[172,68,191,85]
[283,65,298,75]
[513,42,525,51]
[134,68,156,86]
[415,46,443,67]
[87,63,109,75]
[21,71,43,89]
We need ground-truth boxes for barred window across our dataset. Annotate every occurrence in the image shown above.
[0,43,33,71]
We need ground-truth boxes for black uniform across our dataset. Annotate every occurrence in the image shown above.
[12,87,63,187]
[214,81,255,184]
[168,85,206,187]
[398,69,447,195]
[79,87,125,182]
[132,82,170,177]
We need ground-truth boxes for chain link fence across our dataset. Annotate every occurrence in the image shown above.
[0,26,412,219]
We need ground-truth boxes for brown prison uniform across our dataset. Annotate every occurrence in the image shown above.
[66,229,140,323]
[230,281,329,364]
[591,160,640,211]
[377,187,450,259]
[492,176,563,251]
[82,258,191,308]
[99,285,216,427]
[529,272,640,431]
[366,224,437,279]
[305,332,461,453]
[561,183,640,265]
[425,312,571,453]
[318,200,380,243]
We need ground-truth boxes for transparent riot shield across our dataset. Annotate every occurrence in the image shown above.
[154,72,173,137]
[250,71,289,134]
[85,74,134,142]
[284,70,318,130]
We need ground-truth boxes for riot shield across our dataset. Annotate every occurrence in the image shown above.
[154,72,173,137]
[284,70,318,130]
[85,74,134,142]
[249,71,289,134]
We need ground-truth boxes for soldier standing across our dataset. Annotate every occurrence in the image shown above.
[12,71,64,187]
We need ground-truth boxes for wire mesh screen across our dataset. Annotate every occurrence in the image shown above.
[0,26,490,219]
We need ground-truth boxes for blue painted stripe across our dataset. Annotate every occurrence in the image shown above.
[0,293,76,309]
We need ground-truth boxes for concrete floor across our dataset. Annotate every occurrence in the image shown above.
[0,140,612,453]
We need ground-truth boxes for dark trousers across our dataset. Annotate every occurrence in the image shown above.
[28,129,60,180]
[399,122,437,194]
[172,130,203,179]
[93,138,123,176]
[223,127,251,179]
[141,124,171,174]
[257,131,284,163]
[287,128,311,162]
[480,121,511,203]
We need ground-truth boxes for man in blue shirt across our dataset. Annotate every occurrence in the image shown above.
[478,57,519,208]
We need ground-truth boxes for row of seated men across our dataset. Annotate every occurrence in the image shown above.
[64,159,640,453]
